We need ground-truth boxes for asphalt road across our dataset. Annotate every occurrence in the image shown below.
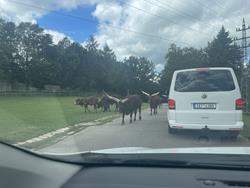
[41,105,250,153]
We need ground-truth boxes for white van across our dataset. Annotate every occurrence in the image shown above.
[167,67,244,137]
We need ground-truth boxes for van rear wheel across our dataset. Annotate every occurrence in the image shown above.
[168,125,176,134]
[228,131,239,140]
[220,131,239,141]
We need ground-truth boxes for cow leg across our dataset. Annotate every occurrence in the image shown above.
[84,104,89,112]
[134,110,137,121]
[122,113,125,125]
[129,113,133,123]
[139,106,142,120]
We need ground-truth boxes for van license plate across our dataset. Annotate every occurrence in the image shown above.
[193,103,216,109]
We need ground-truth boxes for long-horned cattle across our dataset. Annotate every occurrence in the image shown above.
[104,92,142,124]
[74,96,98,112]
[141,91,161,115]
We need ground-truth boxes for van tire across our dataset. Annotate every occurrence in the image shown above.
[220,131,239,141]
[228,131,239,140]
[168,126,175,134]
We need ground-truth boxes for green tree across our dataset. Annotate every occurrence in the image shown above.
[123,56,157,94]
[206,26,242,78]
[0,18,160,95]
[58,41,83,89]
[100,44,118,91]
[0,19,20,85]
[15,22,54,88]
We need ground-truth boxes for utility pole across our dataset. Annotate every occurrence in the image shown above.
[235,18,250,112]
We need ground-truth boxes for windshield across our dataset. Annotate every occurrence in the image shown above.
[174,70,236,92]
[1,0,250,156]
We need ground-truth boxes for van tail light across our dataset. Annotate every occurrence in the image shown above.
[168,99,176,110]
[235,98,244,110]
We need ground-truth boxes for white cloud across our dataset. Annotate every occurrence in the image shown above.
[92,0,250,65]
[0,0,39,23]
[92,1,122,25]
[0,0,104,23]
[44,29,72,44]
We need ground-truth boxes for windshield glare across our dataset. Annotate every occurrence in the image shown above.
[0,0,250,155]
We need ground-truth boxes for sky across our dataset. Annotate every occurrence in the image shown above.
[1,0,250,72]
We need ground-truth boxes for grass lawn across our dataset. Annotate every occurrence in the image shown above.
[0,96,119,143]
[243,114,250,138]
[0,96,149,144]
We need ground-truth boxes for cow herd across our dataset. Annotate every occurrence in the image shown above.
[74,91,167,124]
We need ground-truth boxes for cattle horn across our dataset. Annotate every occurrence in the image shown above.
[121,98,129,103]
[141,90,150,96]
[152,92,160,96]
[103,91,120,103]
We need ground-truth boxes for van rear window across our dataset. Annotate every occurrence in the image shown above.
[174,70,235,92]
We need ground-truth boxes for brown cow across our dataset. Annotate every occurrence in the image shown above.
[74,96,98,112]
[141,91,161,115]
[104,92,142,125]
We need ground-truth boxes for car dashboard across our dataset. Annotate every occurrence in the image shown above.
[1,143,250,188]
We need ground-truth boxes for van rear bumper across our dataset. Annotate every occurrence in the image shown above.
[168,120,244,131]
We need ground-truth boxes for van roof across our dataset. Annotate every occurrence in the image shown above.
[174,67,233,73]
